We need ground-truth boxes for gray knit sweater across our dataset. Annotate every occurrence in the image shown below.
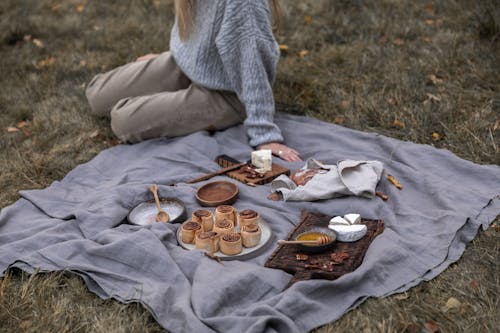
[170,0,283,147]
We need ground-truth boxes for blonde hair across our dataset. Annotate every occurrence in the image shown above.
[175,0,281,40]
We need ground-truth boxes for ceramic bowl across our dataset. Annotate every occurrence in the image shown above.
[128,198,187,225]
[195,180,239,207]
[295,226,336,253]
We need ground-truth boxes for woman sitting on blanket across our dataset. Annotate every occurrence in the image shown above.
[85,0,301,162]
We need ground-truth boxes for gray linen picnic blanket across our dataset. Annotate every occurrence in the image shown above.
[1,113,499,333]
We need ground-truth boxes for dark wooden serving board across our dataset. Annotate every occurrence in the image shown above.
[215,155,290,186]
[265,210,384,289]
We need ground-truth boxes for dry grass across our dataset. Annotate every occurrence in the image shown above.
[0,0,498,332]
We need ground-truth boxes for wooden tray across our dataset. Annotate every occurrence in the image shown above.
[215,155,290,186]
[265,210,384,289]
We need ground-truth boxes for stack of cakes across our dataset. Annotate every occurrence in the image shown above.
[180,205,262,255]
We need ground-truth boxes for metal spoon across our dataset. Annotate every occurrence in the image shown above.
[149,184,170,223]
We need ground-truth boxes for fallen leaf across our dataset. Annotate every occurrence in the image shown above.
[35,56,56,68]
[432,132,441,141]
[424,3,434,14]
[76,4,86,12]
[443,297,461,312]
[387,96,396,105]
[387,174,403,190]
[394,292,409,300]
[425,19,435,25]
[376,191,389,201]
[7,126,19,133]
[32,38,44,48]
[393,119,405,129]
[304,15,312,25]
[23,34,32,42]
[16,121,28,128]
[89,130,99,139]
[493,120,499,131]
[393,38,405,46]
[420,36,433,43]
[298,49,309,57]
[334,115,345,124]
[279,44,288,53]
[427,74,443,85]
[469,279,479,290]
[424,320,439,333]
[426,93,441,102]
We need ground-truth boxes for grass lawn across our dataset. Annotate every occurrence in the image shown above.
[0,0,498,332]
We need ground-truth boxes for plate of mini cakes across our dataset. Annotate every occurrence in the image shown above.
[176,205,273,260]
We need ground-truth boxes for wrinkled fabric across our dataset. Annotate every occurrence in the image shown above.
[0,113,499,333]
[271,158,384,201]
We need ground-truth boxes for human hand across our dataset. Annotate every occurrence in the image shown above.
[135,53,159,62]
[257,143,302,162]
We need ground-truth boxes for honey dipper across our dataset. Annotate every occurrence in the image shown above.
[277,234,331,246]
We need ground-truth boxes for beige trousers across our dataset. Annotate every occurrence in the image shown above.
[85,52,246,143]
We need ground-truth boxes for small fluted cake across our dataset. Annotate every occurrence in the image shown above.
[219,232,243,255]
[194,231,220,253]
[240,224,262,248]
[215,205,237,227]
[191,209,214,231]
[238,209,260,229]
[180,220,202,244]
[213,219,234,235]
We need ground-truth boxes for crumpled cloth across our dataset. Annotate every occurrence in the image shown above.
[0,112,499,333]
[271,159,384,201]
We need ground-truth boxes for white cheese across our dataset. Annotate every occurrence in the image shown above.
[251,150,272,173]
[328,224,367,242]
[344,213,361,225]
[329,216,350,226]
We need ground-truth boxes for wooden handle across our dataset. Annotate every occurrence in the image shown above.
[149,185,162,211]
[187,162,246,183]
[277,239,320,245]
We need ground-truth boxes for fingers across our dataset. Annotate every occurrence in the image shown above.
[283,150,302,162]
[257,143,302,162]
[277,148,302,162]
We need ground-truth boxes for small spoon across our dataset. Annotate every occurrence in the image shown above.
[149,184,170,223]
[277,235,331,246]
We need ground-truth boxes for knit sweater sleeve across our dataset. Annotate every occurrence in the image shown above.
[215,1,283,147]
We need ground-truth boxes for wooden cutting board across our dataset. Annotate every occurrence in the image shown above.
[215,155,290,186]
[265,209,384,289]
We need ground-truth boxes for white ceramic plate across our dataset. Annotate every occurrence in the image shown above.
[176,218,273,261]
[128,198,187,225]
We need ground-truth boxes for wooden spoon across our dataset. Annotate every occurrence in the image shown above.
[277,235,331,246]
[149,184,170,223]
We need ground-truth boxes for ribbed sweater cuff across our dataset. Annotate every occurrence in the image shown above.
[248,129,284,148]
